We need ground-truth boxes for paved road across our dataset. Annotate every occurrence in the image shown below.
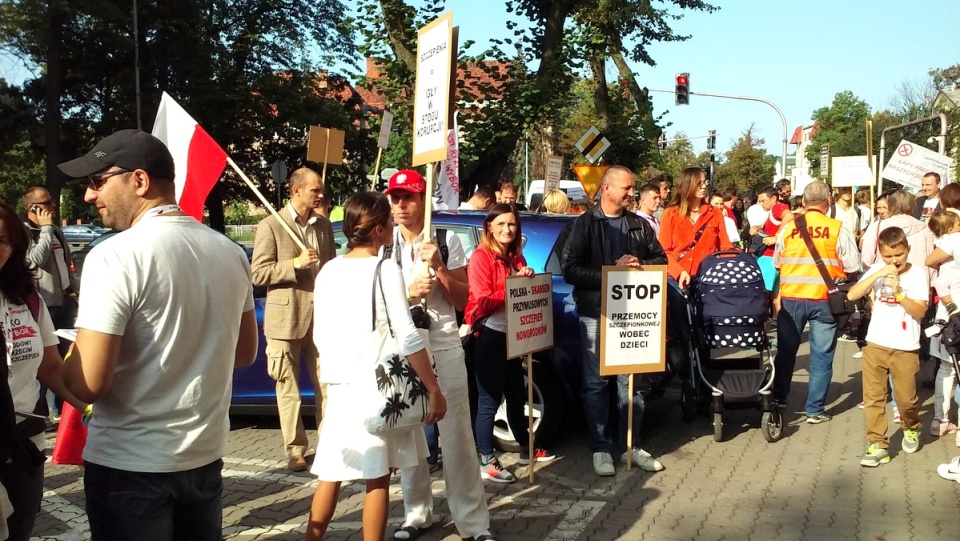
[33,339,960,540]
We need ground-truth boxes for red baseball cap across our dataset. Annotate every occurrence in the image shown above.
[386,170,426,195]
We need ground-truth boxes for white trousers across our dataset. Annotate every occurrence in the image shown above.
[399,346,490,538]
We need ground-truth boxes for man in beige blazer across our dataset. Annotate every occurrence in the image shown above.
[252,167,335,471]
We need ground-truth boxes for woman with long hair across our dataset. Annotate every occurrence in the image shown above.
[0,202,86,541]
[306,192,446,541]
[466,204,553,484]
[657,167,734,289]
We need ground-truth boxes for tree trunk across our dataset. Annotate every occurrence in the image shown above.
[44,1,64,204]
[589,55,611,130]
[611,50,659,140]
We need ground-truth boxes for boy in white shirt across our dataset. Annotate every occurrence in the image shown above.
[848,226,927,467]
[923,211,960,438]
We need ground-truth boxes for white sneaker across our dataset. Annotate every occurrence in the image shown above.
[937,456,960,481]
[621,448,665,472]
[592,452,615,477]
[852,350,863,359]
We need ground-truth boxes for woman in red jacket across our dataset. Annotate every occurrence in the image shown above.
[465,204,554,483]
[658,167,734,289]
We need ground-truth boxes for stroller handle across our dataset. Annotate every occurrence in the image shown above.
[710,250,746,258]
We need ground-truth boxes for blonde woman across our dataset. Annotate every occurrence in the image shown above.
[541,189,570,214]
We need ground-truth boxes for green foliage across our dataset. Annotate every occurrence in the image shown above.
[714,126,775,196]
[656,132,697,182]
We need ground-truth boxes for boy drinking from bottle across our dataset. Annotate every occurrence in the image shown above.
[847,227,927,467]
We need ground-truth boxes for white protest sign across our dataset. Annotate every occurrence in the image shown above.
[544,156,563,193]
[599,266,668,376]
[881,139,952,192]
[412,12,453,166]
[831,155,877,187]
[506,274,554,359]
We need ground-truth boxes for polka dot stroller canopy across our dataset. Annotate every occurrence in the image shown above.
[695,251,770,348]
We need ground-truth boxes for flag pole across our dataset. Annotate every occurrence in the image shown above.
[227,157,306,251]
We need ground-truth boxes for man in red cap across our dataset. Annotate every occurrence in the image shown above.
[384,170,497,541]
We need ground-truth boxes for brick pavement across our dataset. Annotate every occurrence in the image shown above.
[32,339,960,540]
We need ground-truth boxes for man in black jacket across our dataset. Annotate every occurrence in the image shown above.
[561,165,667,477]
[914,172,942,221]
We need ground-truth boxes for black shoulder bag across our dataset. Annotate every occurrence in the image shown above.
[794,215,857,324]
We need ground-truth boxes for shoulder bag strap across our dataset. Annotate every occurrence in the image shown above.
[371,259,395,334]
[677,214,712,262]
[794,215,838,292]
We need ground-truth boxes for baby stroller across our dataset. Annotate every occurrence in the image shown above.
[681,250,782,442]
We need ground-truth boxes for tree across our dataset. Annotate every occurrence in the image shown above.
[806,91,871,178]
[0,0,359,229]
[656,132,696,183]
[714,125,775,196]
[354,0,717,197]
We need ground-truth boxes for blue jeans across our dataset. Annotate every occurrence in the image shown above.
[774,298,838,416]
[472,327,529,455]
[424,423,440,464]
[579,316,645,454]
[85,459,224,541]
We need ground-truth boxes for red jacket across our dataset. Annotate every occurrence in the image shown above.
[465,246,527,325]
[658,204,734,280]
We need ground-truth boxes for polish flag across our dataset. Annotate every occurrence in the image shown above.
[151,92,228,220]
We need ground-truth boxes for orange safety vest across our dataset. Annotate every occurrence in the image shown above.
[778,210,846,301]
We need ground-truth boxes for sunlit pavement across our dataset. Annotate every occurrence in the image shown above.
[33,338,960,540]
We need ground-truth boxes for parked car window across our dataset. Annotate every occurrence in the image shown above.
[442,226,477,260]
[544,227,569,276]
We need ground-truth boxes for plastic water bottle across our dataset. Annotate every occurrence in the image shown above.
[879,274,896,302]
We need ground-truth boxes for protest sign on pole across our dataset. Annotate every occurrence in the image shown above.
[830,155,876,188]
[412,11,454,167]
[371,110,394,190]
[880,139,952,193]
[544,156,563,194]
[600,265,667,471]
[307,126,345,187]
[505,273,553,483]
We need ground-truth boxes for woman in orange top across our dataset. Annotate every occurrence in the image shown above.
[658,167,734,289]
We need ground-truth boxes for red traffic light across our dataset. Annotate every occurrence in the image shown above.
[676,75,687,85]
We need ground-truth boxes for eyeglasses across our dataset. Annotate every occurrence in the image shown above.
[87,169,132,191]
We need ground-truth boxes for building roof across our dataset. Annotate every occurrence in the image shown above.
[933,86,960,110]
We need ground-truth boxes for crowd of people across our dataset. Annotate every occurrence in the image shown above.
[2,126,958,540]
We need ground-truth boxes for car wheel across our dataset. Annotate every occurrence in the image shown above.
[493,361,565,452]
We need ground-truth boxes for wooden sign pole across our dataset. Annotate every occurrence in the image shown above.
[321,128,331,187]
[626,374,634,471]
[371,147,384,191]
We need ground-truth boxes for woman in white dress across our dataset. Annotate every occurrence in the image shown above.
[306,192,447,541]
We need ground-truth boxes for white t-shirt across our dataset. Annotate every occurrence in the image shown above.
[723,216,741,244]
[920,196,940,222]
[314,257,425,384]
[746,204,769,228]
[831,204,869,236]
[934,232,960,297]
[862,262,929,351]
[386,227,467,352]
[76,216,254,473]
[2,293,58,450]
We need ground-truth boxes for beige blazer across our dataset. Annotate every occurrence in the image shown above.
[251,207,336,340]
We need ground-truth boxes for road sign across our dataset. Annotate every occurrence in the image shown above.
[831,155,876,187]
[573,164,610,200]
[270,160,287,186]
[820,144,829,178]
[544,156,563,193]
[412,11,454,166]
[881,139,952,192]
[575,126,611,165]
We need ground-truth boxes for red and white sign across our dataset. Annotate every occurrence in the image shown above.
[881,139,952,192]
[505,274,554,359]
[152,92,228,221]
[434,112,460,209]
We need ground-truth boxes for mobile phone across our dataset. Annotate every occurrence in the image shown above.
[31,205,40,213]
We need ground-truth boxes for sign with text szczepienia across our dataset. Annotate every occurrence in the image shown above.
[599,266,668,376]
[505,274,554,360]
[411,11,454,166]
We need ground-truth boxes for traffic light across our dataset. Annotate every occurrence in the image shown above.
[707,130,716,150]
[675,72,689,106]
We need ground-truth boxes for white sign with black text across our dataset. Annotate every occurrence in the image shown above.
[505,274,554,360]
[599,266,668,376]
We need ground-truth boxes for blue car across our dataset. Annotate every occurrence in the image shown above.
[230,210,584,449]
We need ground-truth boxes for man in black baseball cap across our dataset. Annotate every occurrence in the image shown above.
[58,129,179,231]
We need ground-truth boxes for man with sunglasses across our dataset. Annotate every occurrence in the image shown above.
[59,129,259,541]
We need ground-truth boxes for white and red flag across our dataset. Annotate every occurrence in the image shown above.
[151,92,227,220]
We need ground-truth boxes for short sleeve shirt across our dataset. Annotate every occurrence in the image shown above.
[862,262,929,351]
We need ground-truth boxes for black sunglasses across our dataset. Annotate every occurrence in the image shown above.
[87,169,132,191]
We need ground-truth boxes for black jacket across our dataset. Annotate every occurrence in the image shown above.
[914,195,941,220]
[561,205,667,317]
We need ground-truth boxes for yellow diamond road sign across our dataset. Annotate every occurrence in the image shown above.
[575,126,611,165]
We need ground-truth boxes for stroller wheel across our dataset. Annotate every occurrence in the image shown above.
[761,409,783,442]
[713,412,723,442]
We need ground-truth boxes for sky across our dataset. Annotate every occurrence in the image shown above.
[421,0,959,158]
[1,0,955,163]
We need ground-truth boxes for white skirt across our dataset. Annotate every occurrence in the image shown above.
[311,383,428,482]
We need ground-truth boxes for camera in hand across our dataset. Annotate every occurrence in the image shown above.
[410,304,431,330]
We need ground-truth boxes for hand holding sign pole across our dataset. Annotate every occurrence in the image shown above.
[506,274,553,483]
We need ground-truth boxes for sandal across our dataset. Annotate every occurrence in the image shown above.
[393,525,428,541]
